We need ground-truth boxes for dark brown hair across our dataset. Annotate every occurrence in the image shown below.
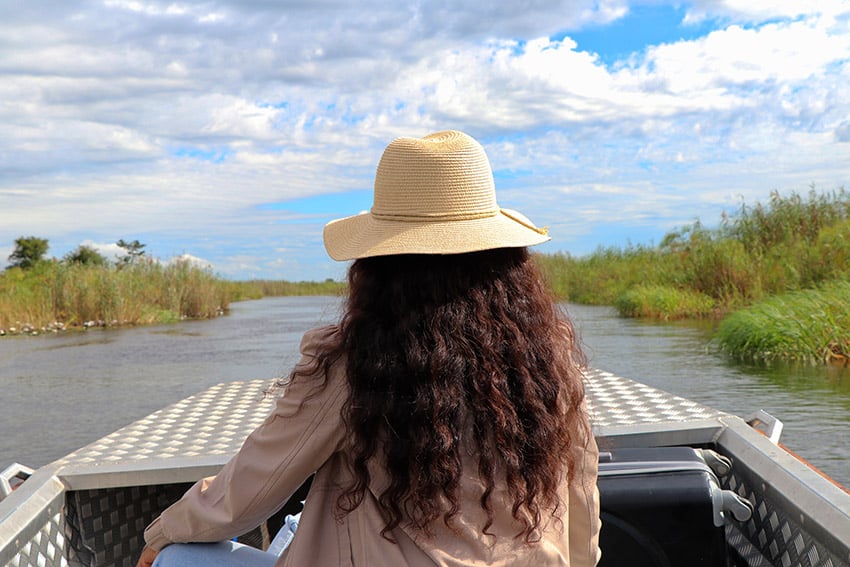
[309,248,587,541]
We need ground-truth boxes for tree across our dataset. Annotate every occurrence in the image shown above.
[116,239,146,265]
[8,236,49,269]
[65,245,108,266]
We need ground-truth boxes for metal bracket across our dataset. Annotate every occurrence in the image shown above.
[745,409,784,445]
[0,462,34,501]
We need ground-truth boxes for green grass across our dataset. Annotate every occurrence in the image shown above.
[535,188,850,365]
[535,245,678,305]
[715,281,850,363]
[6,187,848,363]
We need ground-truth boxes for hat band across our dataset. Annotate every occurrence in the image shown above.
[501,209,549,235]
[370,207,500,223]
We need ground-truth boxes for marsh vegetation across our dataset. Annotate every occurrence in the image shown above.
[0,239,344,336]
[0,258,230,334]
[536,188,850,363]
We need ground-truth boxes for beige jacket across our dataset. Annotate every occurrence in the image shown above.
[144,326,601,566]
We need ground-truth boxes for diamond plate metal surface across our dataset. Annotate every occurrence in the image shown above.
[724,469,849,567]
[63,483,193,567]
[5,509,68,567]
[1,372,764,567]
[584,368,728,427]
[1,484,68,567]
[56,380,276,467]
[55,371,726,470]
[38,371,730,566]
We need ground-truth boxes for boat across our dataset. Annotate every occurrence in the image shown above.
[1,368,849,566]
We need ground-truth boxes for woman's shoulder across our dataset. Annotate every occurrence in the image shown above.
[299,324,342,356]
[283,324,347,404]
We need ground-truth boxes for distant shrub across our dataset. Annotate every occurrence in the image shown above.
[64,245,108,266]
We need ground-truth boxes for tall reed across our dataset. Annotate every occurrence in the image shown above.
[0,259,230,333]
[535,245,677,305]
[538,188,850,320]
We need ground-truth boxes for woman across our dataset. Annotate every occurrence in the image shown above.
[137,130,601,566]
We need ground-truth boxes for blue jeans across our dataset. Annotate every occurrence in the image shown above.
[153,514,300,566]
[153,541,277,567]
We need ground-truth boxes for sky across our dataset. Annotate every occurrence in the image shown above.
[1,0,848,281]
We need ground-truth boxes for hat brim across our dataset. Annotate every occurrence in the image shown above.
[323,208,550,261]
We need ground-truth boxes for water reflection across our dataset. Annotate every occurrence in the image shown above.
[740,360,850,395]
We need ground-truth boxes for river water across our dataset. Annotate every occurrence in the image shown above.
[1,296,848,486]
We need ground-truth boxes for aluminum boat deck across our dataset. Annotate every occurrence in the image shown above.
[2,369,848,566]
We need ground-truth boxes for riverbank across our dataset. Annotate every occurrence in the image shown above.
[0,258,228,336]
[536,188,850,364]
[226,278,346,301]
[4,189,848,365]
[0,259,350,337]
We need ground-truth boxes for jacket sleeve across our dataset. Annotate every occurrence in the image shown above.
[144,326,346,551]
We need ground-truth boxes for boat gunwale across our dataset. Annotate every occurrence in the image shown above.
[0,465,65,566]
[715,415,850,562]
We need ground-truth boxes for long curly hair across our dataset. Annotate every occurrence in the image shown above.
[311,248,588,541]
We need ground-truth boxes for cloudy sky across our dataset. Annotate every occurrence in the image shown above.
[1,0,848,280]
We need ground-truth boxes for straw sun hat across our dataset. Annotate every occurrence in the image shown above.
[323,130,550,261]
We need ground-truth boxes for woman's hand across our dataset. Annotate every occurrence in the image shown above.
[136,545,159,567]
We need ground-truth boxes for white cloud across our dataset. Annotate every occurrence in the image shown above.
[81,241,125,263]
[684,0,850,23]
[0,1,848,278]
[836,121,850,142]
[628,19,850,92]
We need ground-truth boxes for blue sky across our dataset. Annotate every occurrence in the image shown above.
[565,4,719,63]
[1,0,848,280]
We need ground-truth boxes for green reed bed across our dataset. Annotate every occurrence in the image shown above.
[535,245,677,305]
[0,259,230,334]
[614,285,716,320]
[715,281,850,363]
[537,188,850,322]
[227,279,346,301]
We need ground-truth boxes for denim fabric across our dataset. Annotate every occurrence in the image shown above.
[153,541,278,567]
[152,512,301,566]
[268,513,301,556]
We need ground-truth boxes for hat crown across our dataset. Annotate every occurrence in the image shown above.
[323,129,549,261]
[371,130,498,221]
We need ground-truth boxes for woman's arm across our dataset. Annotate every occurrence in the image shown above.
[143,326,346,551]
[135,545,158,567]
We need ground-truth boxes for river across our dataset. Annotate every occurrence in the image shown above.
[1,296,848,486]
